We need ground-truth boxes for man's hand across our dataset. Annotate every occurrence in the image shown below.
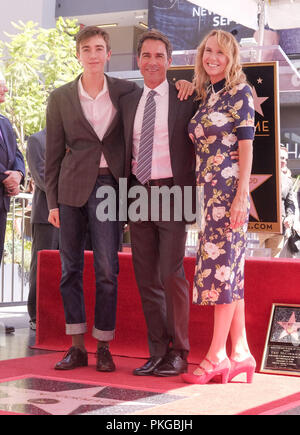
[230,150,239,161]
[2,170,22,196]
[48,209,60,228]
[175,80,194,101]
[284,215,294,229]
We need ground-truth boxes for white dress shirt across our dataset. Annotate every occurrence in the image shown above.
[78,75,117,168]
[132,79,173,180]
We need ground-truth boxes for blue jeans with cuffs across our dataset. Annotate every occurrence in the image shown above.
[59,174,121,342]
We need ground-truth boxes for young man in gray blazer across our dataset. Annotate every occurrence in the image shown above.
[45,26,138,372]
[120,30,198,377]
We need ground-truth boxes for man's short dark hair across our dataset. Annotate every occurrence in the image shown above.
[137,29,173,59]
[76,26,111,53]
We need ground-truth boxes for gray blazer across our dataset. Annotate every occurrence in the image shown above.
[26,128,49,224]
[45,74,137,210]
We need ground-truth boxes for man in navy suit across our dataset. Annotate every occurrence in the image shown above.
[0,74,25,333]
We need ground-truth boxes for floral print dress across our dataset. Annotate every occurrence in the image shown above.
[189,79,255,305]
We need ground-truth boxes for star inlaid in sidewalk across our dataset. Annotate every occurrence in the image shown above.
[0,385,108,415]
[0,377,184,415]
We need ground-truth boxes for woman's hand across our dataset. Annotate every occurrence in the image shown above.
[230,139,253,229]
[230,192,248,229]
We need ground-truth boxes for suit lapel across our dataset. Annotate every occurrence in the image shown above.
[0,118,5,148]
[68,75,99,139]
[0,116,13,165]
[168,84,180,152]
[0,117,7,151]
[125,87,143,153]
[106,74,119,111]
[104,75,121,140]
[122,87,142,177]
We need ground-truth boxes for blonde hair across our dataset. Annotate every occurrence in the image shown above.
[193,29,246,101]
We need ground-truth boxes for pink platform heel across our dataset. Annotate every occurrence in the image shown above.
[228,356,256,383]
[182,357,231,385]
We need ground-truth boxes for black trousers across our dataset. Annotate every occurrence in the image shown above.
[129,181,190,358]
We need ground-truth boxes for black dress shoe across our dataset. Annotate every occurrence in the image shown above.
[5,325,15,334]
[96,346,116,372]
[153,350,188,377]
[55,347,88,370]
[133,356,163,376]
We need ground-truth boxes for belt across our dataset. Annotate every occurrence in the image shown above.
[132,175,174,188]
[98,167,112,176]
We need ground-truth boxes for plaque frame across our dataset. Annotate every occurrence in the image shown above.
[260,303,300,377]
[167,62,282,234]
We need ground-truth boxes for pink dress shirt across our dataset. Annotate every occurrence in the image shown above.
[78,76,117,168]
[132,80,173,180]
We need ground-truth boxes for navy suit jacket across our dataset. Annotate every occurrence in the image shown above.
[0,114,25,212]
[26,128,49,224]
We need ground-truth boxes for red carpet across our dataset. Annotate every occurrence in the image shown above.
[35,252,300,371]
[1,353,300,415]
[238,392,300,415]
[0,353,188,394]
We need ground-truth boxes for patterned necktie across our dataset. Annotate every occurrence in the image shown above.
[136,90,157,185]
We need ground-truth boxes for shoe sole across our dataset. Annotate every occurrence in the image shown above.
[133,370,156,376]
[96,367,116,372]
[54,363,88,371]
[154,368,188,377]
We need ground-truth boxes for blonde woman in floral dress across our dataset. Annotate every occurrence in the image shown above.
[182,30,256,385]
